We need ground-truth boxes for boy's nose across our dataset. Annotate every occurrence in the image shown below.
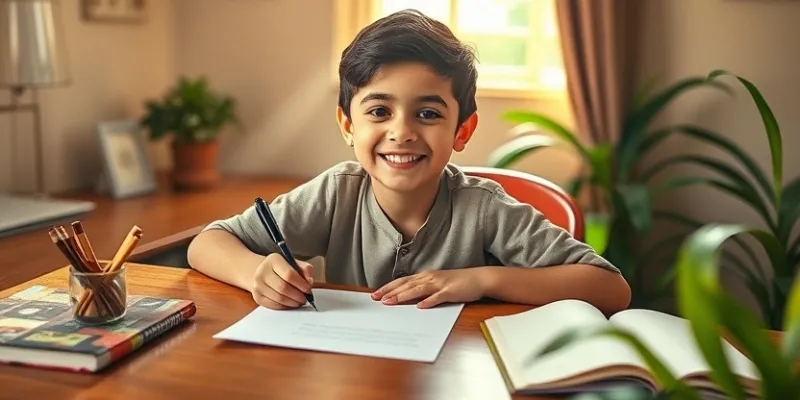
[387,120,417,142]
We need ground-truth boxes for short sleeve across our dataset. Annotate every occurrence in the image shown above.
[202,168,337,261]
[482,187,619,273]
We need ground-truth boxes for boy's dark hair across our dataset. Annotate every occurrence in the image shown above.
[338,9,478,129]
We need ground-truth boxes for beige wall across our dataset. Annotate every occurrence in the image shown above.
[171,0,580,186]
[3,0,798,235]
[636,0,800,224]
[0,0,176,193]
[634,0,800,309]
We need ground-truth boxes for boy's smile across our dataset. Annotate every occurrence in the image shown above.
[337,62,475,197]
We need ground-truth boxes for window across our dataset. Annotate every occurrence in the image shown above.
[332,0,566,98]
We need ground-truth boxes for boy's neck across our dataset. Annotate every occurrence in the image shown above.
[371,176,441,243]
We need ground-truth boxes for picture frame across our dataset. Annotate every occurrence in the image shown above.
[96,120,157,199]
[81,0,147,24]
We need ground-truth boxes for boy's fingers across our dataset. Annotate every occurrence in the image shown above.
[416,290,447,309]
[253,292,290,310]
[265,273,307,305]
[273,259,312,293]
[389,283,435,305]
[298,262,314,285]
[372,275,414,299]
[264,288,303,308]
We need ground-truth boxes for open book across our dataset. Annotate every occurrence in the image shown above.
[481,299,760,398]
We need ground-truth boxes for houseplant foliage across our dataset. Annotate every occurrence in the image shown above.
[487,74,731,308]
[533,223,800,400]
[642,70,799,330]
[140,76,240,190]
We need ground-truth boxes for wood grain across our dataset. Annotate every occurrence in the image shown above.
[0,263,540,400]
[0,172,304,291]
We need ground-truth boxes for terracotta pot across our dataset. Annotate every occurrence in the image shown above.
[171,139,220,190]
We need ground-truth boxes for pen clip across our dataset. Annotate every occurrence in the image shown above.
[254,197,283,245]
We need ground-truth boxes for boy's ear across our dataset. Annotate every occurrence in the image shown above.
[453,112,478,152]
[336,106,354,145]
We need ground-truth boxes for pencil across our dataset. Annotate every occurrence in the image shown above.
[105,225,143,273]
[76,225,142,317]
[71,221,102,272]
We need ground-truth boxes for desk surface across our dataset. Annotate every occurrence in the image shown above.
[0,263,540,400]
[0,173,303,291]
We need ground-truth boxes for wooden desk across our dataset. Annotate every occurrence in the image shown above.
[0,173,304,291]
[0,263,534,400]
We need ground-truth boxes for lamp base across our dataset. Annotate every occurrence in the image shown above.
[0,194,96,239]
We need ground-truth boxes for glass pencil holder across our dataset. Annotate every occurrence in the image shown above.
[69,264,128,325]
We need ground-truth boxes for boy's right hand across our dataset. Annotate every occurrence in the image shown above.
[252,253,314,310]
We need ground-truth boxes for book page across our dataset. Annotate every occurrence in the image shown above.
[609,309,759,381]
[213,289,463,363]
[486,299,649,390]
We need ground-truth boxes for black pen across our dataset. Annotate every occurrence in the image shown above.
[254,197,318,311]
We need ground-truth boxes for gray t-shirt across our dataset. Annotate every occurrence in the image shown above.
[202,161,618,288]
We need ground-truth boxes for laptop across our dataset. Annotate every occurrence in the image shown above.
[0,195,96,239]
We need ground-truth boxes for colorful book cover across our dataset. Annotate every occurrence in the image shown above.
[0,285,196,373]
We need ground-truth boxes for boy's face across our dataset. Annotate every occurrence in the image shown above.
[337,62,477,195]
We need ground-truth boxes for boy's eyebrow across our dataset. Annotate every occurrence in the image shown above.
[360,92,448,107]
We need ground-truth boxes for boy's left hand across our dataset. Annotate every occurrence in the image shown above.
[371,268,487,309]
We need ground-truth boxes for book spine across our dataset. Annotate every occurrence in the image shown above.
[104,303,197,367]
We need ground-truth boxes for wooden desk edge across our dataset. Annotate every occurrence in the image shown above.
[130,225,203,262]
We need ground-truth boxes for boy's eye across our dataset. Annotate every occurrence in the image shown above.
[368,107,390,118]
[418,110,442,120]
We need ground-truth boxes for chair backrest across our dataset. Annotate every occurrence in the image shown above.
[460,166,584,241]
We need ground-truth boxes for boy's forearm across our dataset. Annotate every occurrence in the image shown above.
[187,229,264,292]
[478,265,631,315]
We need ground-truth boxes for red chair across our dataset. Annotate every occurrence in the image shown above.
[460,166,584,241]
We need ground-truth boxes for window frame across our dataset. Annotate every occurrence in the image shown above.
[331,0,567,100]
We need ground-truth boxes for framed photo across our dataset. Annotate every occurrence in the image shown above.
[96,120,157,199]
[81,0,147,24]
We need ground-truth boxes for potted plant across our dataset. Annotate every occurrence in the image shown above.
[140,76,240,190]
[637,70,799,331]
[487,74,730,308]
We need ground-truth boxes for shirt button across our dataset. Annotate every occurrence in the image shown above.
[399,248,409,256]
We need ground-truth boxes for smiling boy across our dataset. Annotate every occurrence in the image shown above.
[187,10,631,314]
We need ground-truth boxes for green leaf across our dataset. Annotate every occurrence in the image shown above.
[619,127,671,180]
[641,154,774,229]
[139,75,239,143]
[654,210,771,304]
[652,176,775,232]
[502,110,591,160]
[643,125,775,204]
[486,135,557,168]
[615,185,651,234]
[676,224,792,399]
[778,177,800,246]
[534,325,700,400]
[621,76,731,163]
[629,75,661,114]
[587,144,614,189]
[708,70,783,208]
[564,176,587,200]
[782,275,800,367]
[585,212,610,255]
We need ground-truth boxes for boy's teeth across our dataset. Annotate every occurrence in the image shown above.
[385,154,420,164]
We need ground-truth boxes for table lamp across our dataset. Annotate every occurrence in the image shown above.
[0,0,96,238]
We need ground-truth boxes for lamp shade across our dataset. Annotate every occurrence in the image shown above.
[0,0,69,88]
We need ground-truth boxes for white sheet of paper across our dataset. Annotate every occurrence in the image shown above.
[213,289,464,363]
